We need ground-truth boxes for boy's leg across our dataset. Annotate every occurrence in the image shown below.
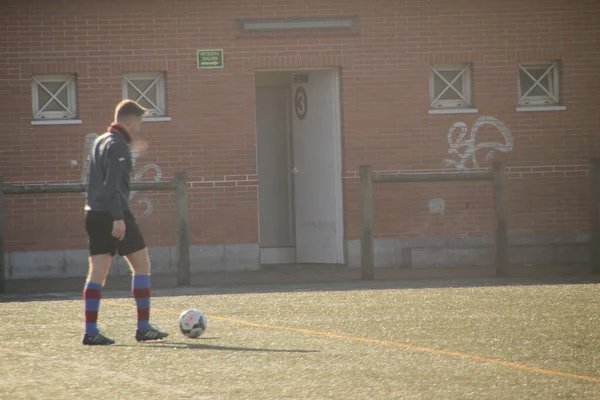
[83,211,116,345]
[119,213,168,341]
[126,248,152,332]
[83,255,112,338]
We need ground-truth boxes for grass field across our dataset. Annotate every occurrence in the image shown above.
[1,276,599,399]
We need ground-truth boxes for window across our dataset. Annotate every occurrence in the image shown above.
[31,74,77,120]
[122,72,166,117]
[429,64,472,109]
[517,61,560,106]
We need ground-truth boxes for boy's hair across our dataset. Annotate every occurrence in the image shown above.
[114,99,147,122]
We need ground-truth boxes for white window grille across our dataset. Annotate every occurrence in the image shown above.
[31,74,77,120]
[517,61,560,106]
[429,64,472,109]
[122,72,166,117]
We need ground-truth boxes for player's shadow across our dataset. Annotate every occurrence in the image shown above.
[124,342,319,353]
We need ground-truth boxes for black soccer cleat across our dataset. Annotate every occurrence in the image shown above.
[136,325,169,342]
[82,332,116,346]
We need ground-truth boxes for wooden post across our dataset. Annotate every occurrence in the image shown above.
[359,165,374,280]
[174,172,191,286]
[0,175,5,293]
[492,162,509,276]
[590,159,600,274]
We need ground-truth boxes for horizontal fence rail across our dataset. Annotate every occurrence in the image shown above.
[2,181,178,195]
[373,171,494,183]
[359,162,508,280]
[0,172,190,293]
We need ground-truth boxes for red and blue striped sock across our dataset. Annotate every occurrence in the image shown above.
[83,281,103,336]
[132,275,151,331]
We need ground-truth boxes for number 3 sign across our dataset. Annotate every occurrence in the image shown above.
[295,86,307,120]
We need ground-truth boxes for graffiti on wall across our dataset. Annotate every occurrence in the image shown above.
[442,116,513,171]
[81,133,162,216]
[428,198,446,215]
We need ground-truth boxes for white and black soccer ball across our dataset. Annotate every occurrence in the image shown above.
[178,309,207,338]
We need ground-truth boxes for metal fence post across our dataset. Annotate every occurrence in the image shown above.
[590,159,600,274]
[0,175,5,293]
[175,172,191,286]
[359,165,374,280]
[492,162,509,276]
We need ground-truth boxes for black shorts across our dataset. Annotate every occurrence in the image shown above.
[85,210,146,257]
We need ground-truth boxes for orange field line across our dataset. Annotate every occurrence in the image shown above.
[104,300,600,384]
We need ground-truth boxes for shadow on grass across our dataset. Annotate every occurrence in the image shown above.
[2,267,599,303]
[115,341,319,353]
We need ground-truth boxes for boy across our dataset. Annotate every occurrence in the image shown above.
[82,99,168,345]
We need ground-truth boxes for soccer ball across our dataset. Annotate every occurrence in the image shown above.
[178,309,207,338]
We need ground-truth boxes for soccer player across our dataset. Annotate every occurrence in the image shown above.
[82,99,168,345]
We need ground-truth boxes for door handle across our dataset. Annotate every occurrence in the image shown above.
[292,167,299,175]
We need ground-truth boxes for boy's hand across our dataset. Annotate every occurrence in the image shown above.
[131,140,148,158]
[112,220,126,241]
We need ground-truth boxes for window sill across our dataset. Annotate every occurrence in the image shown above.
[143,116,172,122]
[428,108,478,115]
[516,106,566,112]
[31,119,82,126]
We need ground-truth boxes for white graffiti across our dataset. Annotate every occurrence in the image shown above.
[428,198,445,215]
[81,133,162,216]
[442,116,513,171]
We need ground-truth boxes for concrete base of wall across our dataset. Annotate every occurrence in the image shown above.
[260,247,297,264]
[5,243,260,279]
[4,233,590,279]
[346,233,590,269]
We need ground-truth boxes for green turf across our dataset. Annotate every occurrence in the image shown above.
[1,278,599,399]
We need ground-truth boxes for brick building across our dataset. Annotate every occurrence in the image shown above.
[1,0,599,279]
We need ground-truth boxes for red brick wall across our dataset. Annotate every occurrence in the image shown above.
[1,0,599,252]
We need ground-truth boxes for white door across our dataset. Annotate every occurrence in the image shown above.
[291,69,344,264]
[256,85,294,248]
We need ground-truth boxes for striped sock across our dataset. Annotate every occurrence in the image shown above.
[132,275,151,331]
[83,281,103,336]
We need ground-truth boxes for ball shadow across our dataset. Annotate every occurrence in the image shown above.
[118,341,319,353]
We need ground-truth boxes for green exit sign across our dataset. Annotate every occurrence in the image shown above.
[197,49,224,69]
